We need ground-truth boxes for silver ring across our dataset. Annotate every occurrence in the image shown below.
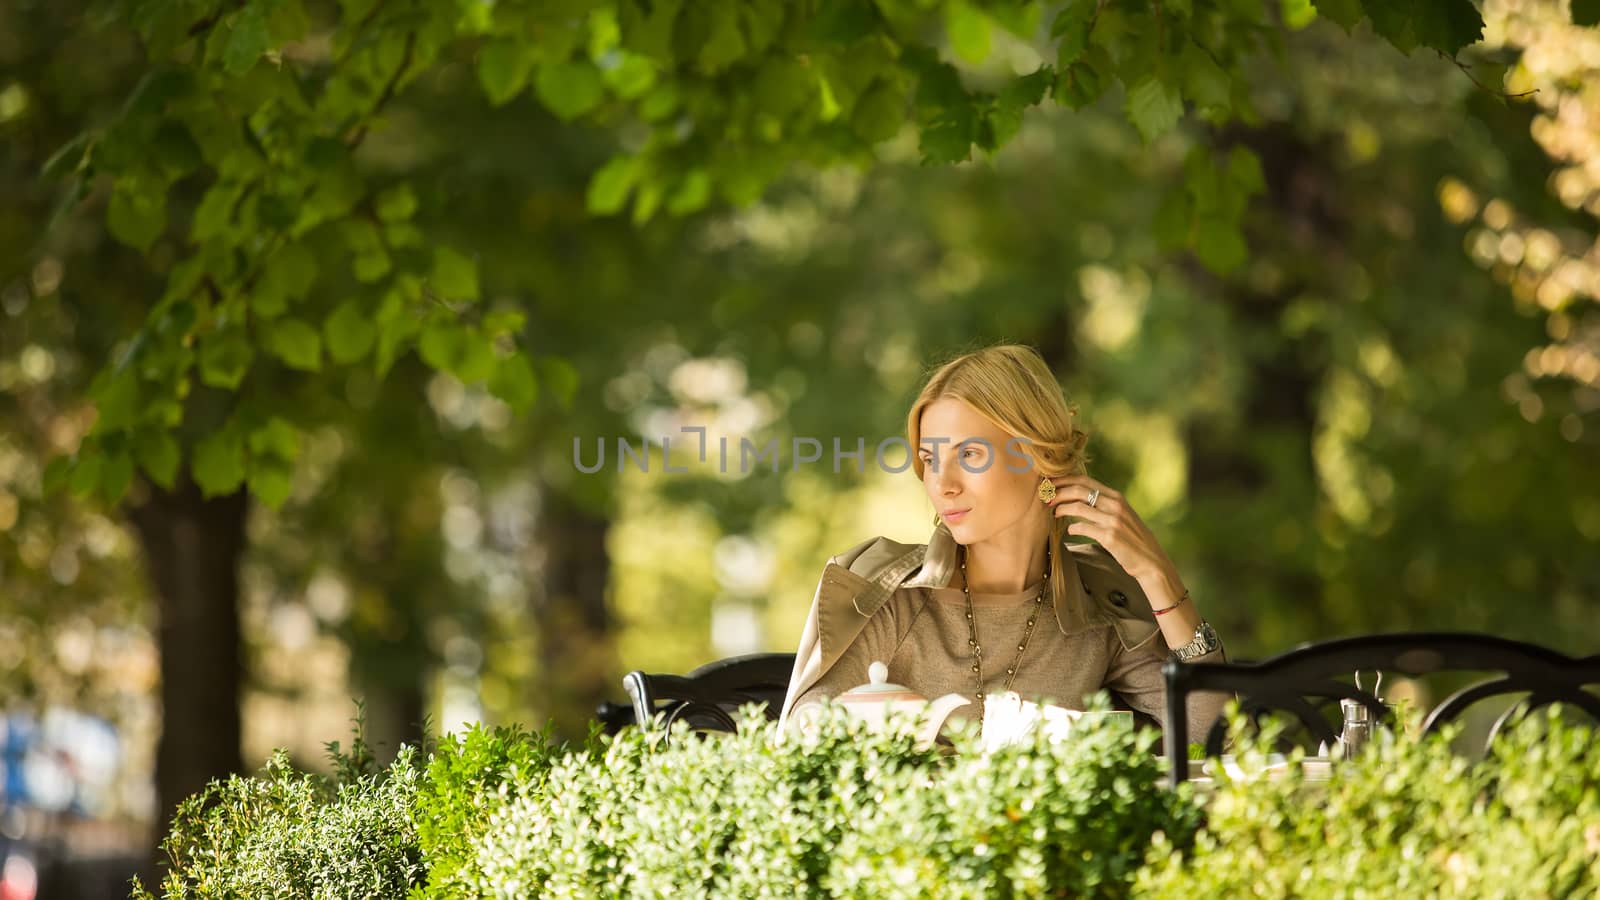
[1086,489,1100,508]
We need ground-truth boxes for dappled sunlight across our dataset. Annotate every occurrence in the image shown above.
[1091,401,1187,519]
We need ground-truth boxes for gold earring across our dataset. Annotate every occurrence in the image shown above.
[933,512,942,527]
[1037,476,1056,503]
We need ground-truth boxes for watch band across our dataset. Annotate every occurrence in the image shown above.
[1171,620,1221,662]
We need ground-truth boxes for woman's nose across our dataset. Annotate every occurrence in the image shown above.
[932,459,962,492]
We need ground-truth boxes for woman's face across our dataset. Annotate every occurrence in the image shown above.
[917,397,1040,544]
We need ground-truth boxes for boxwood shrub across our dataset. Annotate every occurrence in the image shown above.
[129,696,1598,899]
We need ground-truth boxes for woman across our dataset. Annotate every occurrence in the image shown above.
[778,344,1228,743]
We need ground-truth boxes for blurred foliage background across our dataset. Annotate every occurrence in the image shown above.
[0,0,1598,889]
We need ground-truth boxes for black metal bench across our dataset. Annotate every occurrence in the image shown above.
[609,651,796,734]
[1162,631,1600,788]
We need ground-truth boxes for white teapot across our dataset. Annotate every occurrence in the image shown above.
[829,661,971,750]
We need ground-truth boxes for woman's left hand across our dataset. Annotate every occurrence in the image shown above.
[1044,475,1176,583]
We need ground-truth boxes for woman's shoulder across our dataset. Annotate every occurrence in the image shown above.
[826,534,925,579]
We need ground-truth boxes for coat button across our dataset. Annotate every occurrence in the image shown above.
[1110,590,1128,607]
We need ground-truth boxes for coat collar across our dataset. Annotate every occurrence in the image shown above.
[853,521,1117,640]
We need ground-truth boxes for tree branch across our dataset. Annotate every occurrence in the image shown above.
[345,30,417,149]
[1449,54,1539,101]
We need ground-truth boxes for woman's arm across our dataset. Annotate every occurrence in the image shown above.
[1101,625,1229,739]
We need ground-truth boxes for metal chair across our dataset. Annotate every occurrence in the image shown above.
[1162,631,1600,788]
[619,652,796,735]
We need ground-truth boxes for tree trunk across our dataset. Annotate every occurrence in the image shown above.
[1182,123,1341,642]
[126,478,249,880]
[533,490,616,741]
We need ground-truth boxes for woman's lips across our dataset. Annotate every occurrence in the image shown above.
[942,508,970,522]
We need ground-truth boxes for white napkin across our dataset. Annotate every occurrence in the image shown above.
[979,691,1103,753]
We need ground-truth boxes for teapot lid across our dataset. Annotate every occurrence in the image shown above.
[848,661,913,695]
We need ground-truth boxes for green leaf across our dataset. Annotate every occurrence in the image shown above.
[602,52,657,99]
[807,0,878,43]
[987,70,1050,149]
[257,242,319,314]
[586,155,641,215]
[375,184,418,222]
[1178,41,1231,112]
[631,179,663,224]
[534,60,605,121]
[946,0,992,66]
[536,356,579,409]
[1411,1,1484,55]
[620,0,683,62]
[431,247,479,301]
[374,292,418,378]
[637,83,680,121]
[192,428,246,496]
[666,169,711,216]
[455,331,497,384]
[1054,48,1110,109]
[482,309,527,337]
[919,107,977,164]
[193,182,242,241]
[1281,0,1318,29]
[1194,217,1248,274]
[248,417,300,461]
[697,4,748,73]
[256,193,297,230]
[752,58,811,120]
[1312,0,1365,29]
[418,319,464,373]
[99,451,135,506]
[489,355,538,411]
[1052,1,1096,68]
[91,369,140,432]
[989,1,1041,39]
[850,79,908,143]
[68,453,103,499]
[353,249,392,283]
[1227,146,1266,196]
[199,329,254,389]
[1361,0,1416,54]
[152,122,203,179]
[135,429,181,490]
[247,458,294,509]
[1576,0,1600,27]
[1125,75,1184,143]
[223,3,270,76]
[325,300,378,364]
[478,39,532,106]
[108,178,166,252]
[266,318,323,372]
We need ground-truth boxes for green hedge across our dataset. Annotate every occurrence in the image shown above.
[131,698,1599,899]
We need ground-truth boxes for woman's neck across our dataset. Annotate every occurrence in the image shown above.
[959,518,1052,594]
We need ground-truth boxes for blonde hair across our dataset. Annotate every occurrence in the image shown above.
[906,343,1092,605]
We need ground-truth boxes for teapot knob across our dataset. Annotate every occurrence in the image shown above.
[868,661,889,685]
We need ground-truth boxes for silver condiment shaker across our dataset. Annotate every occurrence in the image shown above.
[1336,697,1371,757]
[1336,669,1382,758]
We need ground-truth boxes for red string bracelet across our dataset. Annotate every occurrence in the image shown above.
[1152,589,1190,617]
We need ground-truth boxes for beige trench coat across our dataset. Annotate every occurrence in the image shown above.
[777,521,1193,734]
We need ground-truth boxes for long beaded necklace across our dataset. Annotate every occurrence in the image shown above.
[961,542,1050,715]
